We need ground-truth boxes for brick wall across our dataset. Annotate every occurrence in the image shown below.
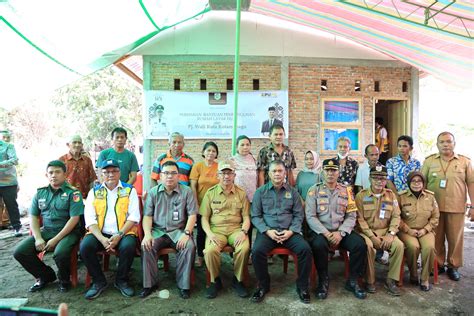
[148,60,411,174]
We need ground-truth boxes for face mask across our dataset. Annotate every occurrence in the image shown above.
[338,153,348,160]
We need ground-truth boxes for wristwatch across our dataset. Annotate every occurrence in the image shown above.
[339,231,347,237]
[389,231,396,236]
[184,230,191,236]
[241,229,248,235]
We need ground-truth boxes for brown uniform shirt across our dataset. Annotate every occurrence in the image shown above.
[421,153,473,213]
[200,183,250,235]
[398,189,439,233]
[355,188,400,238]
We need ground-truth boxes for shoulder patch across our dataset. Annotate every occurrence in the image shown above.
[72,191,82,202]
[424,189,434,195]
[398,190,408,195]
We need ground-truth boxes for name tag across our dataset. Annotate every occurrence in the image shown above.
[439,179,447,188]
[172,211,179,221]
[379,210,386,219]
[285,192,292,199]
[38,199,47,210]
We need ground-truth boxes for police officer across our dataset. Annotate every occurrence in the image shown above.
[200,160,251,299]
[14,160,84,293]
[355,165,403,296]
[305,158,367,300]
[398,171,439,291]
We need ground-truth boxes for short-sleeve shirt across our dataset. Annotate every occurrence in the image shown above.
[150,150,194,186]
[96,148,139,183]
[144,183,198,243]
[355,161,383,190]
[387,155,421,191]
[199,184,250,235]
[30,182,84,233]
[257,143,296,184]
[189,161,219,205]
[335,156,358,186]
[59,152,97,198]
[421,153,474,213]
[0,140,18,186]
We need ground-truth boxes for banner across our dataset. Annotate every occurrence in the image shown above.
[144,90,288,139]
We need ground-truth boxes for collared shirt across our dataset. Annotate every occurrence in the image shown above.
[335,156,358,186]
[59,152,97,198]
[387,154,421,191]
[200,183,250,235]
[305,183,357,235]
[144,183,198,243]
[399,189,439,233]
[355,188,400,238]
[355,161,383,190]
[96,148,139,183]
[84,181,140,235]
[30,182,84,233]
[151,150,194,186]
[251,182,304,234]
[0,140,18,186]
[257,143,296,184]
[421,153,474,213]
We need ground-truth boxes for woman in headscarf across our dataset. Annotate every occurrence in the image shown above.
[296,150,322,201]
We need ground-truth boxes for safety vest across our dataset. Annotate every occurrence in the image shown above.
[375,127,389,153]
[90,183,137,236]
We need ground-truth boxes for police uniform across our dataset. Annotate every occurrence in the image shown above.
[398,184,439,283]
[200,164,250,284]
[306,170,367,298]
[14,180,83,286]
[421,153,474,270]
[355,167,403,287]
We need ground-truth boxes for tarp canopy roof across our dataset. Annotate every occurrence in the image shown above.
[1,0,472,108]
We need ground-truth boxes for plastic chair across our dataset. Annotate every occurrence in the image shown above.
[205,245,250,287]
[398,254,439,286]
[267,248,298,275]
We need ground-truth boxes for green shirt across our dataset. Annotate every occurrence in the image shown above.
[0,140,18,186]
[30,182,84,233]
[96,148,139,183]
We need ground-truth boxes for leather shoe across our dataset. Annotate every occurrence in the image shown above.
[57,282,70,293]
[296,288,310,304]
[232,277,249,298]
[250,287,267,303]
[384,278,401,296]
[420,284,432,292]
[365,283,376,293]
[139,285,158,298]
[345,279,367,299]
[447,268,461,281]
[114,281,134,297]
[85,283,107,300]
[29,275,57,293]
[315,277,329,299]
[438,265,446,274]
[178,288,190,299]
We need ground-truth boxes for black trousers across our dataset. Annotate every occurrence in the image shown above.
[80,234,137,285]
[0,185,21,229]
[196,214,206,257]
[307,231,367,280]
[252,232,312,291]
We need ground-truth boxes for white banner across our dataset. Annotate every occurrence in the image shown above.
[144,90,288,139]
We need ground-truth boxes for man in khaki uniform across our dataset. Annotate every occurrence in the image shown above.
[200,160,251,299]
[421,132,474,281]
[355,165,403,296]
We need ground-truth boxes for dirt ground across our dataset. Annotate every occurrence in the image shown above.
[1,218,473,316]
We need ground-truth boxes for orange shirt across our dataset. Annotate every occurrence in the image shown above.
[59,153,97,198]
[190,161,219,205]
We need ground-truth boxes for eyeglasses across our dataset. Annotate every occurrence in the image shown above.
[370,177,387,182]
[102,170,119,175]
[219,171,235,176]
[411,180,424,184]
[161,171,178,176]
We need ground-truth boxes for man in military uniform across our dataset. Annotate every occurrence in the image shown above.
[14,160,84,293]
[251,160,312,304]
[421,132,474,281]
[355,165,403,296]
[201,160,251,299]
[305,158,367,300]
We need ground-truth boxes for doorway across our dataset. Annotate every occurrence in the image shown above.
[375,99,410,158]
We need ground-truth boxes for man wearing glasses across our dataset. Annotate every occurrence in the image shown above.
[200,160,251,299]
[140,161,197,299]
[80,159,140,300]
[355,165,403,296]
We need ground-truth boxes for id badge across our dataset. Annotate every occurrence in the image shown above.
[379,209,386,219]
[172,211,179,221]
[439,179,447,189]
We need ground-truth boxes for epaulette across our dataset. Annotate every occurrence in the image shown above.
[424,189,435,195]
[398,189,408,195]
[458,154,471,161]
[64,182,78,191]
[208,183,220,192]
[384,188,394,194]
[425,153,437,160]
[37,186,48,191]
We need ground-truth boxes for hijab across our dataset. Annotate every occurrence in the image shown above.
[303,150,322,174]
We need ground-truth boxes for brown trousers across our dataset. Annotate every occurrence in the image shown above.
[435,212,464,268]
[398,232,435,282]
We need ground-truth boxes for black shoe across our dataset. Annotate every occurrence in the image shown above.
[178,288,190,299]
[447,268,461,281]
[114,281,134,297]
[315,276,329,300]
[344,279,367,299]
[384,278,401,296]
[84,283,107,300]
[139,285,158,298]
[409,278,420,286]
[29,275,57,293]
[13,228,22,237]
[250,287,267,303]
[296,288,311,304]
[206,282,219,299]
[438,265,446,274]
[232,276,249,298]
[420,284,432,292]
[57,282,70,293]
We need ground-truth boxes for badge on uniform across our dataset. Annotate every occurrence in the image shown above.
[60,192,68,200]
[172,211,179,221]
[38,198,46,210]
[73,192,81,203]
[439,179,447,188]
[379,209,386,219]
[118,189,128,197]
[320,206,326,211]
[285,192,292,199]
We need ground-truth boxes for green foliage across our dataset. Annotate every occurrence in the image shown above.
[417,122,437,157]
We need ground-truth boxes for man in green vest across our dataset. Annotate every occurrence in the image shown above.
[80,159,140,300]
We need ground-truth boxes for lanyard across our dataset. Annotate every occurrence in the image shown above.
[439,158,452,177]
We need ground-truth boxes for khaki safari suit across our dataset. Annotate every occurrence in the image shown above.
[355,188,403,284]
[421,153,473,268]
[398,189,439,282]
[200,183,250,282]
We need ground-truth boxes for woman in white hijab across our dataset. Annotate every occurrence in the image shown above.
[296,150,322,201]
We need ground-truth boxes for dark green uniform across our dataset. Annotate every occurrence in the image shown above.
[14,182,84,283]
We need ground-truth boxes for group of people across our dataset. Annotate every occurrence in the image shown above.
[11,124,473,305]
